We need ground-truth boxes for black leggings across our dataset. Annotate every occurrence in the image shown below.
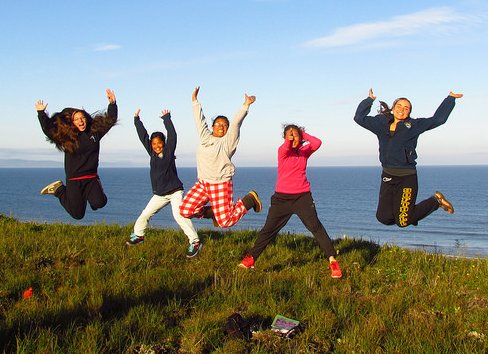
[55,178,107,220]
[249,192,336,260]
[376,172,439,227]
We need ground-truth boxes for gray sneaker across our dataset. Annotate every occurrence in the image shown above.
[187,240,203,258]
[40,180,63,195]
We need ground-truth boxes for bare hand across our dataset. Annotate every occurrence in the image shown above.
[244,94,256,107]
[35,100,47,111]
[134,109,140,118]
[192,86,200,102]
[449,92,463,99]
[161,109,171,117]
[369,88,376,100]
[106,88,116,104]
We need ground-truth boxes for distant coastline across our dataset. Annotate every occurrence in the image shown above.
[1,160,487,169]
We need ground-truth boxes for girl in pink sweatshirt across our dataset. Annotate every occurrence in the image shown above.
[239,125,342,278]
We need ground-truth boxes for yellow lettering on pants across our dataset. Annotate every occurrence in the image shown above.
[399,188,413,227]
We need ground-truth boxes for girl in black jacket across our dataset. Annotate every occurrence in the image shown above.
[126,108,202,258]
[36,89,118,220]
[354,88,463,227]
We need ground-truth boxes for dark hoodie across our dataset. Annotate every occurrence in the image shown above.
[135,112,183,196]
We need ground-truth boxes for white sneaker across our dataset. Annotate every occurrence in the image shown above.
[40,180,63,195]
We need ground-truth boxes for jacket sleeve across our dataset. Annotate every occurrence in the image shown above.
[95,102,118,138]
[301,131,322,156]
[37,110,54,139]
[414,96,456,133]
[192,101,213,142]
[353,97,381,133]
[278,138,294,160]
[134,117,152,155]
[162,113,177,158]
[224,105,248,151]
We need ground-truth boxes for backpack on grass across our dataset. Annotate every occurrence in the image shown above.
[225,313,251,341]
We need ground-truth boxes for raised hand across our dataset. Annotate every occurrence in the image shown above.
[134,109,140,118]
[449,92,463,99]
[160,109,171,118]
[106,88,116,104]
[35,100,48,111]
[244,94,256,107]
[192,86,200,102]
[369,88,376,100]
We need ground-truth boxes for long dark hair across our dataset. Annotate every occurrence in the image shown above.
[47,108,115,154]
[378,97,413,118]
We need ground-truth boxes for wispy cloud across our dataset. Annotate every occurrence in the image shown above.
[303,7,475,49]
[93,43,122,52]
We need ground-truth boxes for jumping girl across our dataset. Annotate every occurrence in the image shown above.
[36,89,118,220]
[179,86,262,228]
[239,125,342,279]
[127,108,202,258]
[353,88,463,227]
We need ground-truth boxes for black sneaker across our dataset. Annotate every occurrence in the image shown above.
[187,240,203,258]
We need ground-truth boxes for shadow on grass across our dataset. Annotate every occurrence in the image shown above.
[337,238,382,266]
[0,276,215,352]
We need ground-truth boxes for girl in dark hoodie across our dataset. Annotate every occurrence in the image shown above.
[36,89,118,220]
[354,88,463,227]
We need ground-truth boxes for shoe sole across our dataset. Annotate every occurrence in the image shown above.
[40,180,62,195]
[238,263,254,269]
[435,191,454,214]
[126,241,144,246]
[249,191,262,213]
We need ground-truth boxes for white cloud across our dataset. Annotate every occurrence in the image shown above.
[93,43,122,52]
[303,7,473,48]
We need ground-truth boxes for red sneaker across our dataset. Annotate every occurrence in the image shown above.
[329,260,342,279]
[239,255,255,269]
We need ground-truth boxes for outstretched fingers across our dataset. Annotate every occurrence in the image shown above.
[449,92,463,99]
[35,100,47,111]
[106,88,116,103]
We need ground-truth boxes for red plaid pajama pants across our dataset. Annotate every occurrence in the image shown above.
[179,178,247,228]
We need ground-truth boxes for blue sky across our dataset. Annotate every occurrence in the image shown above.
[1,0,487,167]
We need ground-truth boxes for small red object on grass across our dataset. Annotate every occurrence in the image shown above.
[23,287,33,299]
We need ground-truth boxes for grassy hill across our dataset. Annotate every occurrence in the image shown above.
[0,214,486,353]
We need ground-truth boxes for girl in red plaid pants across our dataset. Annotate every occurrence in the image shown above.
[180,86,262,228]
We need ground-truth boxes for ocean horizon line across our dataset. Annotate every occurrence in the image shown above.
[1,164,487,169]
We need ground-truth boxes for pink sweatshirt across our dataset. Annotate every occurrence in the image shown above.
[275,131,322,194]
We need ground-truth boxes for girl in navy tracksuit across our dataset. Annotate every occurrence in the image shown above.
[354,88,463,227]
[127,109,201,258]
[36,89,118,220]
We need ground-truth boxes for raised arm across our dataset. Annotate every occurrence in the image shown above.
[106,88,118,122]
[134,109,152,155]
[353,88,380,133]
[161,109,177,155]
[35,99,53,137]
[415,91,462,132]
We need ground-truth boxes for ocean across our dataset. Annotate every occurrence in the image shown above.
[1,166,487,257]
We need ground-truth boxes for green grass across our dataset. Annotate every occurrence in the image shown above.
[0,214,486,353]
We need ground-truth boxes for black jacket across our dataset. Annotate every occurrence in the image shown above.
[135,113,183,196]
[38,103,118,179]
[354,96,456,169]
